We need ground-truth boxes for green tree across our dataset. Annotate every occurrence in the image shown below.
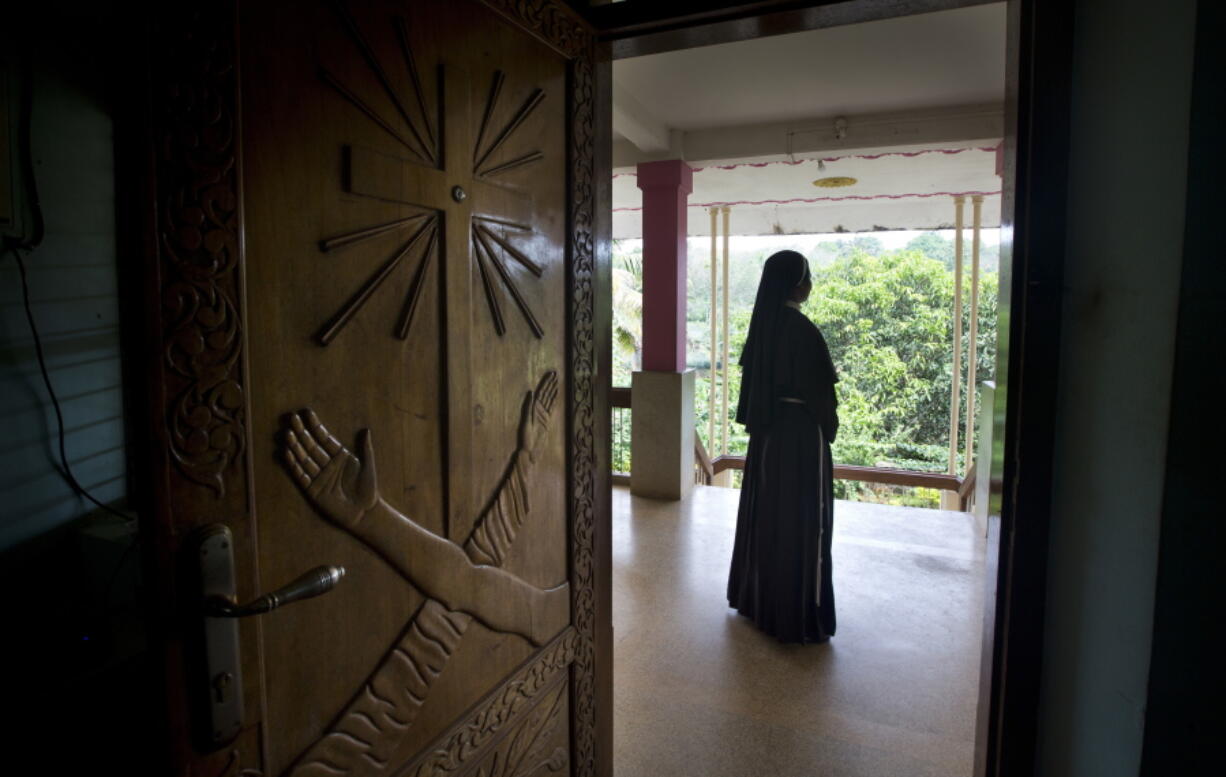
[611,241,643,387]
[612,236,999,508]
[804,247,998,501]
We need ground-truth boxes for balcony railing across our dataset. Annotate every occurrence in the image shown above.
[611,386,632,485]
[610,386,976,509]
[688,199,991,505]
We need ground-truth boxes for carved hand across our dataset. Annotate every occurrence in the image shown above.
[283,409,379,527]
[519,370,559,462]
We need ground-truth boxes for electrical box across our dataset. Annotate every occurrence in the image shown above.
[0,58,19,239]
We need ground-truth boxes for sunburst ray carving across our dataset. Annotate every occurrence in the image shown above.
[316,214,439,345]
[316,18,548,347]
[472,232,507,336]
[322,1,438,166]
[474,70,545,179]
[472,223,544,339]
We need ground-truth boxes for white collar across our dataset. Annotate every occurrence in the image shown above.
[784,300,802,310]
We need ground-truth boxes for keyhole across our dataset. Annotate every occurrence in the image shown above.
[213,671,234,703]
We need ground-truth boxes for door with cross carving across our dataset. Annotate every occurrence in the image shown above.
[137,2,609,776]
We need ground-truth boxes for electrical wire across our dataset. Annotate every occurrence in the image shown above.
[8,246,139,620]
[5,43,137,624]
[9,248,132,523]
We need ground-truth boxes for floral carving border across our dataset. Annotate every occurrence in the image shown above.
[150,3,262,773]
[155,3,248,497]
[564,43,599,777]
[480,0,589,59]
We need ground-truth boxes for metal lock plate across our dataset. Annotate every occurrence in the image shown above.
[197,524,244,745]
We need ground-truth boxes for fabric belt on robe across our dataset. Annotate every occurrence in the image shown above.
[778,396,805,404]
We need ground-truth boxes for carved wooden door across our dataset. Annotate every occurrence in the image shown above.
[138,2,608,776]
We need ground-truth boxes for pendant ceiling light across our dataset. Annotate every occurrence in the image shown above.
[813,176,857,188]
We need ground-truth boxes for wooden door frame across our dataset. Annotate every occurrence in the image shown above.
[585,1,1073,776]
[125,1,613,775]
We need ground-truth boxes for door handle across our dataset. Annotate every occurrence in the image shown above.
[194,524,345,746]
[204,564,345,617]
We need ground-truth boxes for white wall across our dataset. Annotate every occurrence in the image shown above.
[1038,0,1197,774]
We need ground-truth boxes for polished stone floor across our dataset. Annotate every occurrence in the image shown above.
[612,485,986,777]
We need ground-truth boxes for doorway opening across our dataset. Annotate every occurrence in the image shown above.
[601,3,1008,774]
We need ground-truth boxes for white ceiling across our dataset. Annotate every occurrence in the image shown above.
[610,3,1007,236]
[612,3,1006,135]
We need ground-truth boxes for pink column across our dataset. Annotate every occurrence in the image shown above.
[637,160,693,373]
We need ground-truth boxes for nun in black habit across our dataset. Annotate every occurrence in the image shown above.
[727,250,840,644]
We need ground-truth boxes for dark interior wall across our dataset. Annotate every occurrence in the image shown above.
[1036,0,1197,774]
[0,4,150,770]
[0,4,128,550]
[1141,0,1226,770]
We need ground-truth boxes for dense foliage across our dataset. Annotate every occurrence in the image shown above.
[612,232,999,507]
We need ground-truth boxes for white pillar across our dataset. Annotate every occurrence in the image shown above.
[965,195,983,471]
[721,206,731,456]
[708,207,718,453]
[947,195,966,476]
[942,196,967,510]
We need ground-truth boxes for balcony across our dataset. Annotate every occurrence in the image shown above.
[611,145,1000,511]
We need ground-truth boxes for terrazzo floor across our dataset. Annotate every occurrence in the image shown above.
[612,485,986,777]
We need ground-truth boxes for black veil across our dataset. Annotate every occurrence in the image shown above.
[735,250,810,433]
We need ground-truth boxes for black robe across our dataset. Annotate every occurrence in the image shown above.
[727,305,839,644]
